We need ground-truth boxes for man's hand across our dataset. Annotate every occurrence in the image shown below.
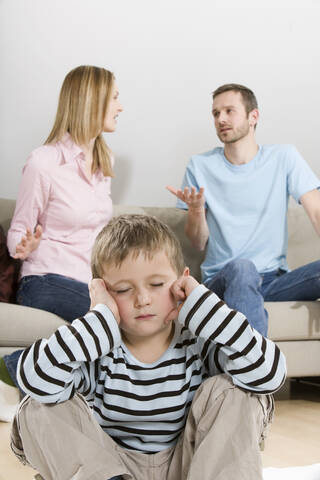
[13,225,43,260]
[167,185,209,251]
[166,186,205,211]
[89,279,120,325]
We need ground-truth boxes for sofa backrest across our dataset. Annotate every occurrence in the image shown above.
[1,198,319,283]
[0,198,16,234]
[114,205,205,281]
[113,204,320,280]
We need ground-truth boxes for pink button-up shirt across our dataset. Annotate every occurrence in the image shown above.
[7,134,113,284]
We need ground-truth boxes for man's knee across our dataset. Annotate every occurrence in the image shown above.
[223,259,260,284]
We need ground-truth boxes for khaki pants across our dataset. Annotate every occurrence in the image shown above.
[11,374,274,480]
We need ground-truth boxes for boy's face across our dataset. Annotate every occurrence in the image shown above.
[102,250,181,343]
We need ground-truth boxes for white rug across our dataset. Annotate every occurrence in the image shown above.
[263,464,320,480]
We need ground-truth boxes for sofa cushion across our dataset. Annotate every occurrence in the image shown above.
[276,340,320,377]
[267,301,320,340]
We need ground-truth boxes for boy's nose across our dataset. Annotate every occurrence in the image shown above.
[135,290,151,308]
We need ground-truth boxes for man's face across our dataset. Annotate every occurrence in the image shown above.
[102,251,180,343]
[212,91,257,144]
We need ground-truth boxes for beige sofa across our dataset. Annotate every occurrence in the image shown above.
[1,197,320,378]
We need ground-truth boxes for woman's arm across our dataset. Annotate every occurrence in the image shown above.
[7,153,50,258]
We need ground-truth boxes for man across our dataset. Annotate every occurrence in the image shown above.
[167,83,320,336]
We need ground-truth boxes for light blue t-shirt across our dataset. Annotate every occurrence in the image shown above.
[177,144,320,284]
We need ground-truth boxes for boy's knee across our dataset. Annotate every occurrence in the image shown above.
[16,395,37,424]
[192,374,264,418]
[191,374,236,414]
[16,393,88,435]
[191,375,272,440]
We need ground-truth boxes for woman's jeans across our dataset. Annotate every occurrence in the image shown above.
[205,259,320,337]
[4,274,90,389]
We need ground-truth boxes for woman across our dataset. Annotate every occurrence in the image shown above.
[0,65,123,415]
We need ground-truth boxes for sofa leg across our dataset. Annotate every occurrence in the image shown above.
[273,378,291,400]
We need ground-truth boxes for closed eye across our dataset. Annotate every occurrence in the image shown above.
[151,283,164,287]
[114,288,130,294]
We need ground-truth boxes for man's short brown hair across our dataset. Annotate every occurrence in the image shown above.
[91,214,185,278]
[212,83,258,115]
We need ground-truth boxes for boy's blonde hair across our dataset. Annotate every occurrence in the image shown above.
[45,65,114,177]
[91,214,185,278]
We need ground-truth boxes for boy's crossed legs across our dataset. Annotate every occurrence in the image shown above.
[11,374,273,480]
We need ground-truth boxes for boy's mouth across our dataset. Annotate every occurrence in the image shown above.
[135,314,155,320]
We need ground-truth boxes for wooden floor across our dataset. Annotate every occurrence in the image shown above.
[262,380,320,467]
[0,380,319,480]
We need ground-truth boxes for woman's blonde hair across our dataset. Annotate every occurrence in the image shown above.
[91,214,186,279]
[45,65,115,176]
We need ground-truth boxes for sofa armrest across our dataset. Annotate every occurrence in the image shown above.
[0,303,67,348]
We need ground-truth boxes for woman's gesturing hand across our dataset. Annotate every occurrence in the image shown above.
[14,225,43,260]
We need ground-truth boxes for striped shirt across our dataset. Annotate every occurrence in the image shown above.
[17,285,286,453]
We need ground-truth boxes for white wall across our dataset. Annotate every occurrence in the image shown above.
[1,0,319,206]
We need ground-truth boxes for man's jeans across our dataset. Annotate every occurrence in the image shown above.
[4,274,90,389]
[205,259,320,337]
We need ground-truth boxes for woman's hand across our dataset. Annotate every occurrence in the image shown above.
[89,278,121,325]
[13,225,43,260]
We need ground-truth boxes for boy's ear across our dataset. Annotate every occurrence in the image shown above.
[182,267,189,276]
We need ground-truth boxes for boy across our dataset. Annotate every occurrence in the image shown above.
[11,214,286,480]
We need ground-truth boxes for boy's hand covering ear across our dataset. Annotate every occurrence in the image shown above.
[170,275,199,302]
[165,275,200,324]
[89,279,121,324]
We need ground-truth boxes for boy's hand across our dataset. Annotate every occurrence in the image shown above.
[170,275,200,302]
[89,279,120,325]
[164,275,200,324]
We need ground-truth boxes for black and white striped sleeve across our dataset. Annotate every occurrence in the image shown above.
[178,285,286,394]
[17,304,121,403]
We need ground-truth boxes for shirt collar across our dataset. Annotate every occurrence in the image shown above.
[58,132,84,163]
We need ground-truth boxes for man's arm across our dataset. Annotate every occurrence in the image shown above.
[300,189,320,237]
[166,185,209,250]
